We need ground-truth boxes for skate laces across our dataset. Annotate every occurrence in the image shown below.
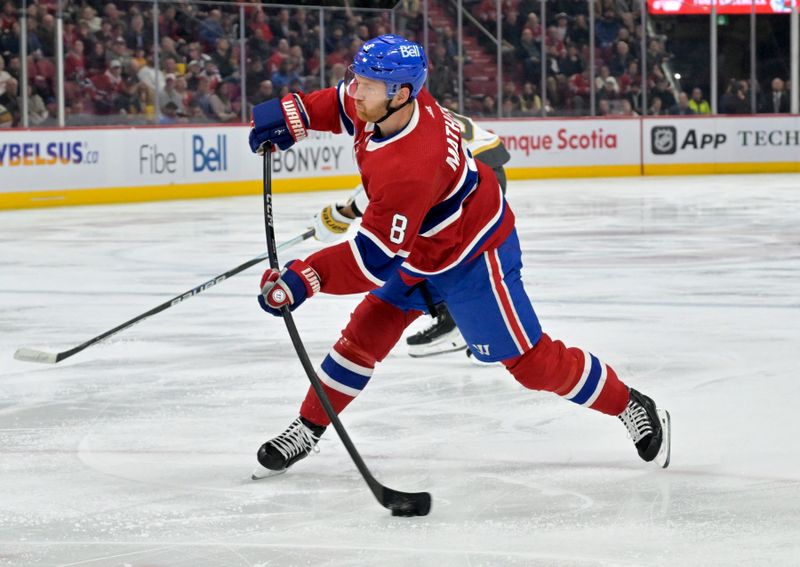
[618,398,653,443]
[270,418,322,461]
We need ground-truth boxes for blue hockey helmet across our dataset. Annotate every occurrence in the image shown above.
[348,34,428,100]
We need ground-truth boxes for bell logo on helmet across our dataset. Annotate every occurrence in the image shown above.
[399,45,421,58]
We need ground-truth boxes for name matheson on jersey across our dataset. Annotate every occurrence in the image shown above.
[442,108,462,171]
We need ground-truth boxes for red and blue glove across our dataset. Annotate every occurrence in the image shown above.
[249,93,310,153]
[258,259,321,316]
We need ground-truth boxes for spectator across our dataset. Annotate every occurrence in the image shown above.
[159,100,183,124]
[90,59,126,114]
[648,96,664,115]
[481,94,496,116]
[618,98,638,116]
[558,44,583,78]
[569,14,589,47]
[159,73,184,115]
[64,39,87,81]
[518,27,541,82]
[0,54,11,97]
[1,1,16,33]
[37,13,56,57]
[689,87,710,115]
[271,8,292,41]
[651,77,676,110]
[626,82,644,115]
[597,98,611,116]
[595,10,620,48]
[520,81,542,114]
[718,79,746,114]
[668,91,695,115]
[248,27,271,61]
[251,79,275,105]
[125,13,151,53]
[609,41,632,77]
[211,37,235,79]
[595,65,618,93]
[429,44,456,99]
[271,58,300,91]
[759,77,790,114]
[250,9,273,44]
[200,9,224,48]
[208,81,236,122]
[192,75,213,117]
[268,38,290,74]
[27,83,49,125]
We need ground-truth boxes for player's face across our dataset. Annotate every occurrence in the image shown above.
[346,70,394,122]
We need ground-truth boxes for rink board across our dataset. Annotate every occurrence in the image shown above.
[1,116,798,209]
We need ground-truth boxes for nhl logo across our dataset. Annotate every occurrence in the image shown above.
[652,126,677,155]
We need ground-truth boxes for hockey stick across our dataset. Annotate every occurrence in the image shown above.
[261,147,432,517]
[13,228,315,365]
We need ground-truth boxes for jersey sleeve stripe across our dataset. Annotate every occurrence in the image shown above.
[419,163,479,236]
[359,226,409,258]
[337,81,354,136]
[348,238,389,286]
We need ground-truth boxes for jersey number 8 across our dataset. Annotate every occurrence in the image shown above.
[390,214,408,244]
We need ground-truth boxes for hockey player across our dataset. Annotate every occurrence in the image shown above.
[248,35,670,479]
[311,112,511,358]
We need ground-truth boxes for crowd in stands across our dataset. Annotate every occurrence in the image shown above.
[0,0,794,127]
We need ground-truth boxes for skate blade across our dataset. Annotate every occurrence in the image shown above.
[656,409,671,469]
[251,466,287,481]
[408,329,467,358]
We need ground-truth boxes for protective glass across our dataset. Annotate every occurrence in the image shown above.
[345,66,390,101]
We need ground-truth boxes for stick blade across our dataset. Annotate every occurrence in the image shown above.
[14,348,59,364]
[383,488,432,517]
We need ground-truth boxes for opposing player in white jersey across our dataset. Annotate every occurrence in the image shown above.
[247,34,671,479]
[312,112,511,359]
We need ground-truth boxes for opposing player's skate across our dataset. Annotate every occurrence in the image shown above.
[407,303,467,357]
[617,388,671,468]
[252,417,326,480]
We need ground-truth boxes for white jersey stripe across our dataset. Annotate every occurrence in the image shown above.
[564,351,593,400]
[348,239,385,286]
[494,249,533,349]
[358,226,409,258]
[485,252,524,354]
[404,183,505,276]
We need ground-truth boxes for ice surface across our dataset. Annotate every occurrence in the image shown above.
[1,174,799,566]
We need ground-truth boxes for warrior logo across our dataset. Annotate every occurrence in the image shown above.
[651,126,677,155]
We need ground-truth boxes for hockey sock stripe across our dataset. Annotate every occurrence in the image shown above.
[330,346,374,376]
[318,354,372,397]
[485,251,527,354]
[318,367,363,397]
[565,353,603,406]
[582,363,608,408]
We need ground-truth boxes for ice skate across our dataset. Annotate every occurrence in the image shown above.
[407,303,467,357]
[617,388,671,468]
[252,417,326,480]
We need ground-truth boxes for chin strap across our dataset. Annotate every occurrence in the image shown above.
[375,97,414,124]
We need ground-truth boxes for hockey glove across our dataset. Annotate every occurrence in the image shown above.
[258,259,321,316]
[249,93,309,153]
[312,203,355,243]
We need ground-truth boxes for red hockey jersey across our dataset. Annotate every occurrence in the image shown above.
[300,83,515,295]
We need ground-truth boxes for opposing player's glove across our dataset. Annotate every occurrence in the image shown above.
[258,259,321,316]
[249,93,309,153]
[313,203,355,243]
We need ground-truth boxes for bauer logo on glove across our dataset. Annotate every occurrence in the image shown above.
[258,259,321,316]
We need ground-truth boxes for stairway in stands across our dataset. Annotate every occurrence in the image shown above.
[426,1,499,101]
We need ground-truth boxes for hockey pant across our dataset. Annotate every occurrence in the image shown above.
[300,230,629,425]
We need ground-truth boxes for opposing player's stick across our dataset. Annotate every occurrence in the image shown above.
[14,229,315,365]
[261,147,432,517]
